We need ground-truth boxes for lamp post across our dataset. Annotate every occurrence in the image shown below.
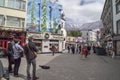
[49,0,58,31]
[49,6,52,29]
[38,3,41,31]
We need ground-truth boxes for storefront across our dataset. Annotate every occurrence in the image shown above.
[27,32,64,53]
[0,30,26,56]
[113,35,120,55]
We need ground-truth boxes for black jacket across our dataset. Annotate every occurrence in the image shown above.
[24,41,38,62]
[8,42,13,54]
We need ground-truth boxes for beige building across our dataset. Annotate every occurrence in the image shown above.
[0,0,27,52]
[0,0,27,30]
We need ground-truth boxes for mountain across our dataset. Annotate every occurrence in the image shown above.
[65,20,103,31]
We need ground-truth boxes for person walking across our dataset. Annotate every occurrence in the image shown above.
[111,47,115,59]
[51,45,56,56]
[67,45,70,53]
[71,45,75,54]
[79,45,81,54]
[7,39,14,73]
[24,37,39,80]
[87,45,91,55]
[81,45,88,58]
[13,39,24,77]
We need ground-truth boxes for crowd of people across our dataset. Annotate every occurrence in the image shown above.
[1,38,116,80]
[0,36,58,80]
[67,44,91,58]
[7,37,39,80]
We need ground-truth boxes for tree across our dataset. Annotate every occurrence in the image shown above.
[67,30,82,37]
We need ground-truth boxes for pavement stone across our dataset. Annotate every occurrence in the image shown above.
[1,52,120,80]
[0,53,61,80]
[36,53,120,80]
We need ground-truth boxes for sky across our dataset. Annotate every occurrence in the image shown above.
[58,0,105,24]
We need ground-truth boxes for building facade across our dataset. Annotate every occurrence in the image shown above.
[27,0,63,32]
[26,0,66,53]
[0,0,27,54]
[101,0,113,48]
[112,0,120,55]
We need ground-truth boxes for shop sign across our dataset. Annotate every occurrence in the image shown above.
[52,35,64,40]
[32,34,42,39]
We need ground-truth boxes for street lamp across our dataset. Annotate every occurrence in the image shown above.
[49,6,52,29]
[48,0,58,32]
[38,3,41,31]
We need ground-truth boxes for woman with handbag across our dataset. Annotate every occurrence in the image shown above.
[13,39,24,77]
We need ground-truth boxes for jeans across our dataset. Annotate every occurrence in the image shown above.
[27,59,36,79]
[14,57,21,75]
[8,54,13,72]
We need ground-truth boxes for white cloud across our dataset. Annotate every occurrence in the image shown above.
[59,0,105,24]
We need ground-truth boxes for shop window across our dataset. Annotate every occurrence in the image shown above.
[0,0,4,6]
[117,20,120,34]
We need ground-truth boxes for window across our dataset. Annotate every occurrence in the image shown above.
[117,20,120,34]
[0,16,4,26]
[116,1,120,13]
[6,16,25,28]
[15,0,21,9]
[0,0,4,6]
[21,1,26,10]
[8,0,14,8]
[8,0,26,10]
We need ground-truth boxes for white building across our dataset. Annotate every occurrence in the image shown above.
[81,30,98,46]
[60,10,67,50]
[112,0,120,55]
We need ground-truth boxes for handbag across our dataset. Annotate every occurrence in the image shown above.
[27,44,37,58]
